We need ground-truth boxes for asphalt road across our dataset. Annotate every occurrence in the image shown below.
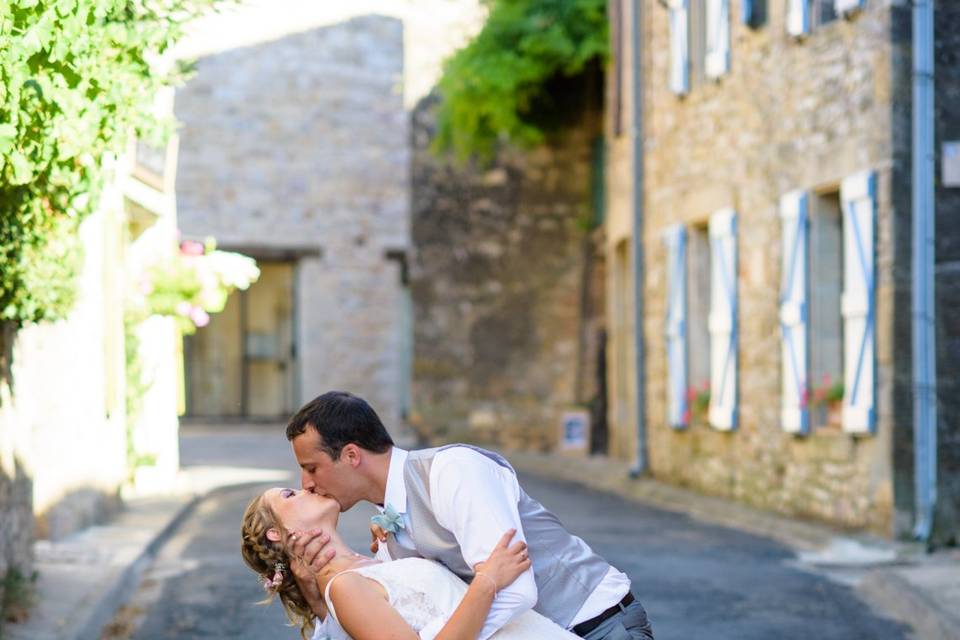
[112,426,910,639]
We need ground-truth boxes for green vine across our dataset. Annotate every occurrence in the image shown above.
[433,0,608,160]
[0,0,217,328]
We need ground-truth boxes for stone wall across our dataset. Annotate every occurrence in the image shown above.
[632,1,910,535]
[0,324,34,622]
[933,0,960,543]
[410,94,604,450]
[175,15,411,428]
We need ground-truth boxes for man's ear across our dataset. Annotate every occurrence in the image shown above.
[341,443,362,468]
[266,527,282,543]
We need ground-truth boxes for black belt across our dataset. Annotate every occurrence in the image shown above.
[572,592,635,637]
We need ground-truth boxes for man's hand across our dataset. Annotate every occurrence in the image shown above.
[287,528,336,617]
[369,523,388,553]
[289,528,336,574]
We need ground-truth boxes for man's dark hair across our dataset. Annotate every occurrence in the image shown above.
[286,391,394,460]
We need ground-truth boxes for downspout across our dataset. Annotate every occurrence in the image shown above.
[911,0,937,543]
[630,0,648,476]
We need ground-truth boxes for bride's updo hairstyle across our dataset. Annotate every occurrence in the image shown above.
[241,494,315,639]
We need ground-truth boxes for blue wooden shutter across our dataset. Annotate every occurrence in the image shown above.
[705,0,730,78]
[787,0,810,36]
[664,225,689,428]
[741,0,754,25]
[669,0,690,95]
[834,0,865,15]
[708,209,738,430]
[779,191,810,434]
[840,171,877,434]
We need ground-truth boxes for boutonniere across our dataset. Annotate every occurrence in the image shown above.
[371,503,406,533]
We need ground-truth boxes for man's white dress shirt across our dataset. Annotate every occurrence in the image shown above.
[375,447,630,640]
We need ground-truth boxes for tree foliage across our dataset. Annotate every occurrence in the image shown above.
[0,0,215,327]
[434,0,608,160]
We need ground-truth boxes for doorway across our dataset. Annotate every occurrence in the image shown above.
[184,260,297,420]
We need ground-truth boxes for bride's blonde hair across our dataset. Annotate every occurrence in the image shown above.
[240,494,317,639]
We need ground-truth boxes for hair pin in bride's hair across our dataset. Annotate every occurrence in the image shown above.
[262,561,286,592]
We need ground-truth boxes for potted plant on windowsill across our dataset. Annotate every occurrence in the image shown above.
[684,381,711,427]
[807,375,844,430]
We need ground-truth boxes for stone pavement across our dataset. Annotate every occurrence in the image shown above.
[505,450,960,640]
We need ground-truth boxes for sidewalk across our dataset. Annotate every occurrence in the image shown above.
[506,450,960,640]
[5,465,291,640]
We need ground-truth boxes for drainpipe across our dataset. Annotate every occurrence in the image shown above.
[630,0,648,476]
[911,0,937,543]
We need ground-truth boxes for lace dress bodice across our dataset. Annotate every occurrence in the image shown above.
[323,557,578,639]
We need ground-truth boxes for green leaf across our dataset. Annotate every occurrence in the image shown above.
[8,151,34,185]
[56,0,77,17]
[0,124,17,154]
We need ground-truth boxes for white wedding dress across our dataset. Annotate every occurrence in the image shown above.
[322,557,579,639]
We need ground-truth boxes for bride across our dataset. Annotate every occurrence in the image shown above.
[241,487,580,640]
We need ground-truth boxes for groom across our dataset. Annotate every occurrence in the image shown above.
[286,391,653,639]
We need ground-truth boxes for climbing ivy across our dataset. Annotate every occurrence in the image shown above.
[434,0,608,160]
[0,0,216,327]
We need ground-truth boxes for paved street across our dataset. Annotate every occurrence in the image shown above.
[108,425,910,639]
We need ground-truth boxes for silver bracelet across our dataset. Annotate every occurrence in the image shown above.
[473,572,498,595]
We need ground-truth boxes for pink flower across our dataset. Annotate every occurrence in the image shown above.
[189,307,210,327]
[180,240,205,256]
[175,301,192,317]
[681,409,691,425]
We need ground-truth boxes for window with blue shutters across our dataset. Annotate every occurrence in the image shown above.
[664,225,689,428]
[809,191,844,431]
[741,0,767,27]
[669,0,690,95]
[708,209,738,430]
[705,0,730,78]
[779,192,809,434]
[833,0,865,16]
[839,171,877,434]
[688,225,712,423]
[789,0,844,36]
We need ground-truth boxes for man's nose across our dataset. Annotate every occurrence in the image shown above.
[300,470,316,492]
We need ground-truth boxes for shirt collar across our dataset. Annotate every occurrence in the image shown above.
[382,446,408,513]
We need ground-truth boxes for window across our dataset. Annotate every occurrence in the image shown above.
[687,224,711,400]
[670,0,729,93]
[688,0,707,85]
[809,191,843,430]
[787,0,838,37]
[810,0,838,27]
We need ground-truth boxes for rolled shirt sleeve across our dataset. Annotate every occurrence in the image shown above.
[429,448,538,640]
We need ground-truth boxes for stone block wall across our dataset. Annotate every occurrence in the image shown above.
[634,0,911,535]
[410,94,605,450]
[175,15,411,428]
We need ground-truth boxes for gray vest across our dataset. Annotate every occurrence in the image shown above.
[385,445,610,628]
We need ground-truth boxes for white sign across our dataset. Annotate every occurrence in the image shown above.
[560,410,589,451]
[944,142,960,188]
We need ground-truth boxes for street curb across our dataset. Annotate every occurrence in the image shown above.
[73,481,276,640]
[503,450,857,551]
[859,570,960,640]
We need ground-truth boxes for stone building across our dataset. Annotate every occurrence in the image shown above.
[175,15,412,427]
[604,0,959,540]
[410,88,609,452]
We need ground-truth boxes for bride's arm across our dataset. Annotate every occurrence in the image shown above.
[334,530,530,640]
[431,529,530,640]
[329,573,419,640]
